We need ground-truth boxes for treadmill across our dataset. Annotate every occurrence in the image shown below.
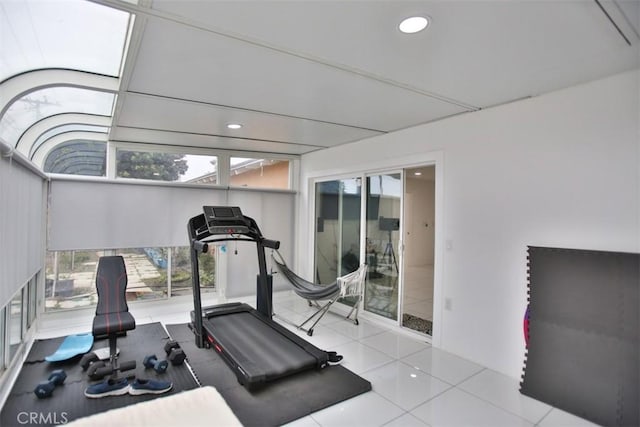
[188,206,330,390]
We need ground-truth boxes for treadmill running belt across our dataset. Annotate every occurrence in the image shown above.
[205,311,318,380]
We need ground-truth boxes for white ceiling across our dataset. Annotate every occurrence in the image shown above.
[107,0,640,156]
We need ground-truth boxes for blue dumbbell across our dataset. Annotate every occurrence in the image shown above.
[34,369,67,398]
[143,354,168,374]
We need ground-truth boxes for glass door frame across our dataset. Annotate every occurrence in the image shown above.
[313,175,363,285]
[307,152,443,345]
[362,170,404,324]
[311,169,405,329]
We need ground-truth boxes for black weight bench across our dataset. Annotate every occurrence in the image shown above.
[91,256,136,378]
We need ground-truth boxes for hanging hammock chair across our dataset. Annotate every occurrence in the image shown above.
[271,250,367,336]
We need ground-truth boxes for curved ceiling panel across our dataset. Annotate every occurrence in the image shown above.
[0,0,130,81]
[0,86,114,146]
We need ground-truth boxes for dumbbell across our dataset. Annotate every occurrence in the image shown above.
[143,354,168,374]
[87,360,136,380]
[87,360,108,380]
[34,369,67,399]
[80,352,99,370]
[164,340,186,366]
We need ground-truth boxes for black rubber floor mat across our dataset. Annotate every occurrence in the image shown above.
[1,322,198,427]
[521,246,639,427]
[25,337,68,364]
[166,323,372,427]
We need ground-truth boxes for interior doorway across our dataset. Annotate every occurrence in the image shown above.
[401,166,435,335]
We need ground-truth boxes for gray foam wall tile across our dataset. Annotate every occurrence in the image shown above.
[521,246,639,427]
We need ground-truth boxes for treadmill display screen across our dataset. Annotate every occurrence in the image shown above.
[212,206,235,218]
[203,206,251,235]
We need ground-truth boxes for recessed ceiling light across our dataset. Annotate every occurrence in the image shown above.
[399,16,429,34]
[414,172,423,176]
[227,123,242,130]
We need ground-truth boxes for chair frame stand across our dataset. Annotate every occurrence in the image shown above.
[272,259,367,336]
[297,292,361,336]
[106,332,136,379]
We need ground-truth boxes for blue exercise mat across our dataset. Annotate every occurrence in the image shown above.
[45,333,94,362]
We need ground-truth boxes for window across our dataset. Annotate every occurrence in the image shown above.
[117,150,218,184]
[45,247,212,311]
[43,140,107,177]
[9,290,23,361]
[115,248,168,301]
[197,247,217,293]
[230,157,290,189]
[28,275,38,329]
[0,306,5,373]
[21,284,28,339]
[45,250,104,311]
[170,247,191,297]
[181,154,219,184]
[169,246,216,297]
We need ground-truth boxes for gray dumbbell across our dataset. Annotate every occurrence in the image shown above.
[164,340,186,365]
[164,340,180,355]
[168,348,186,365]
[80,352,99,370]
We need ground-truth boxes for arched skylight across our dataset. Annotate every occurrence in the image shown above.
[0,0,130,82]
[0,0,131,172]
[0,87,115,146]
[31,123,109,157]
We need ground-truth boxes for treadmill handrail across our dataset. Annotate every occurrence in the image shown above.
[188,210,279,348]
[193,235,281,249]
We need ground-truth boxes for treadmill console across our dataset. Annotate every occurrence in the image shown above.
[203,206,251,235]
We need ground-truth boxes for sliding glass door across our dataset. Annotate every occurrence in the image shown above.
[363,173,402,320]
[312,161,440,338]
[314,178,361,285]
[313,172,403,322]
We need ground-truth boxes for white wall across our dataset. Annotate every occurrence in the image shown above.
[298,69,640,379]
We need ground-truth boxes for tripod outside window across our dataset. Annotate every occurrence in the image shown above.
[379,217,399,274]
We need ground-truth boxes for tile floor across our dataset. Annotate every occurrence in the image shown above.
[272,292,598,427]
[35,291,599,427]
[402,265,434,323]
